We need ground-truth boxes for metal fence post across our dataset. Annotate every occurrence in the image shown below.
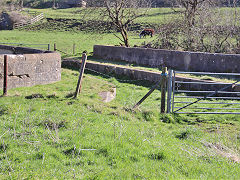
[48,44,50,51]
[167,69,173,113]
[54,43,56,51]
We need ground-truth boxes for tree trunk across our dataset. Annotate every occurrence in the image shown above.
[53,0,56,8]
[121,26,129,47]
[20,0,23,8]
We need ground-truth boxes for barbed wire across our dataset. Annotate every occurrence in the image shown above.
[85,67,151,83]
[56,49,73,56]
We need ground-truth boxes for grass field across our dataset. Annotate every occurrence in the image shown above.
[31,7,177,24]
[0,7,240,179]
[0,68,239,179]
[0,30,155,56]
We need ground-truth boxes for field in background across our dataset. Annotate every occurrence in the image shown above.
[0,30,152,55]
[31,7,177,24]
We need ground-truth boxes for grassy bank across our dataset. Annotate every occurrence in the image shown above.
[0,7,239,178]
[0,68,239,179]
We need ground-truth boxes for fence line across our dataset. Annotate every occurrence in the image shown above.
[54,43,78,56]
[85,68,149,83]
[13,13,44,29]
[0,42,50,50]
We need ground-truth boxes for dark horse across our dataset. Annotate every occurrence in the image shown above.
[139,29,154,38]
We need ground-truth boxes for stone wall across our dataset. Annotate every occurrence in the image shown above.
[0,45,61,90]
[93,45,240,73]
[62,59,239,93]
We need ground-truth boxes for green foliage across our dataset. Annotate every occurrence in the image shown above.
[0,105,9,116]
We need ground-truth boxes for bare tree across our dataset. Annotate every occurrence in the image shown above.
[150,0,240,54]
[85,0,152,47]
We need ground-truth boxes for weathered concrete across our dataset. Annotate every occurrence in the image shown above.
[0,49,13,54]
[0,45,61,89]
[0,45,47,54]
[93,45,240,73]
[99,88,116,103]
[62,59,239,93]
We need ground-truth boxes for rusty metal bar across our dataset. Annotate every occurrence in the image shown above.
[3,55,8,96]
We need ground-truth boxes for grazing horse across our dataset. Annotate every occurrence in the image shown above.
[139,29,154,38]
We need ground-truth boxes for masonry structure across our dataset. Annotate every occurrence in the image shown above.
[0,45,61,89]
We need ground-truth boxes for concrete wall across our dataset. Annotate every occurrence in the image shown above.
[62,59,240,93]
[93,45,240,73]
[0,45,61,89]
[0,45,46,54]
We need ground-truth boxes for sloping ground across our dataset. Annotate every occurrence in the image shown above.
[21,18,157,32]
[0,68,239,179]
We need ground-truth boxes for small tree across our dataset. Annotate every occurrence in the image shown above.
[85,0,151,47]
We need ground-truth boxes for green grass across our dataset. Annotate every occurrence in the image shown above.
[0,8,239,178]
[0,68,239,179]
[30,7,177,24]
[27,7,240,25]
[0,30,155,55]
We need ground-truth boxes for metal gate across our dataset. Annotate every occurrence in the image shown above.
[167,70,240,114]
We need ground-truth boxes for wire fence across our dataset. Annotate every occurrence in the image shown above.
[0,42,50,51]
[54,43,81,56]
[85,68,149,83]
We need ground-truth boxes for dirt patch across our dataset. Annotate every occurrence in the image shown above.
[99,88,116,103]
[204,142,240,163]
[25,94,44,99]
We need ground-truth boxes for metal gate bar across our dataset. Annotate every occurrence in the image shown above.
[170,70,240,114]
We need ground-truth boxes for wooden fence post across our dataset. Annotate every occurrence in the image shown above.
[132,80,161,109]
[73,43,75,55]
[167,69,173,113]
[54,43,56,51]
[74,53,87,98]
[3,55,8,96]
[161,67,167,113]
